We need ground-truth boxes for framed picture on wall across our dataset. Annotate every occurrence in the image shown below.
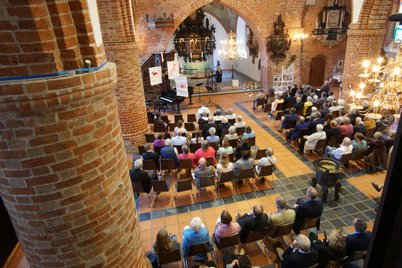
[337,60,344,68]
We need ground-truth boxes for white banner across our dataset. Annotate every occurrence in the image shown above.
[175,76,189,97]
[167,60,180,79]
[149,66,162,86]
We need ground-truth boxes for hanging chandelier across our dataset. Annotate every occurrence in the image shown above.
[355,52,402,116]
[218,31,247,61]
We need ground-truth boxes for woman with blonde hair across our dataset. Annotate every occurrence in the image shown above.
[153,228,179,254]
[217,139,234,157]
[216,153,233,177]
[310,229,346,267]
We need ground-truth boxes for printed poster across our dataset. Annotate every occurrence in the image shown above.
[149,66,162,86]
[175,76,189,97]
[167,61,180,79]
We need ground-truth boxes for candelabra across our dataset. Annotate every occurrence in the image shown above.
[218,31,247,78]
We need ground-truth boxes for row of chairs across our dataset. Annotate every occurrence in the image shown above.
[150,113,238,126]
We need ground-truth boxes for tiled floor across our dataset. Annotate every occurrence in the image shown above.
[6,92,386,268]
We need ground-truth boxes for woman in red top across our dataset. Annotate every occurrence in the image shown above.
[178,145,195,168]
[194,140,216,166]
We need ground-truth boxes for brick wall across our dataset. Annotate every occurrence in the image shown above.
[0,0,104,77]
[0,63,150,267]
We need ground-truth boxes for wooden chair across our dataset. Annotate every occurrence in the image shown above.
[243,230,269,257]
[185,122,195,131]
[190,142,201,153]
[268,224,293,239]
[256,165,274,181]
[161,115,169,124]
[253,148,266,160]
[132,181,151,208]
[228,118,236,125]
[163,133,171,139]
[198,175,217,201]
[160,158,177,173]
[248,136,256,147]
[145,133,155,143]
[178,158,193,172]
[143,159,158,171]
[327,136,339,147]
[236,127,245,136]
[339,153,352,167]
[183,241,214,268]
[228,139,238,148]
[187,114,197,123]
[138,145,146,155]
[300,216,321,231]
[151,180,172,207]
[214,233,240,250]
[158,248,182,267]
[264,105,271,113]
[175,178,194,206]
[236,168,256,193]
[154,123,166,133]
[169,123,175,132]
[174,114,184,124]
[313,139,327,155]
[216,170,235,197]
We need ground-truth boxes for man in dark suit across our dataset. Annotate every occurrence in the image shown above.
[279,107,297,132]
[345,218,372,256]
[279,234,319,268]
[293,187,323,234]
[237,205,269,243]
[129,159,157,194]
[141,143,160,169]
[202,116,218,139]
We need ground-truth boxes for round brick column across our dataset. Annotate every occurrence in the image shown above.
[0,63,150,267]
[343,27,386,89]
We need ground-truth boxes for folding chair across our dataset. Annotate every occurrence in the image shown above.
[243,230,269,257]
[175,178,194,206]
[145,133,155,143]
[190,143,201,153]
[256,165,274,183]
[187,114,197,123]
[132,181,151,208]
[161,115,169,124]
[248,137,256,147]
[151,179,172,207]
[300,216,321,231]
[158,248,182,267]
[216,170,236,197]
[183,241,214,268]
[185,122,195,131]
[253,148,266,160]
[178,158,193,179]
[174,114,184,124]
[143,159,158,171]
[313,139,327,155]
[236,168,256,193]
[160,158,177,173]
[198,175,217,201]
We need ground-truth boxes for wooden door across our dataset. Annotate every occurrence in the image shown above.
[309,56,326,87]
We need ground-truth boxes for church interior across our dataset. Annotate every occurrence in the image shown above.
[0,0,401,267]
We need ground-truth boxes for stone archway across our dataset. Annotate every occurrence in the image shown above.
[158,0,269,89]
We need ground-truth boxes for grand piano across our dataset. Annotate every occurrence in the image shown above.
[159,89,186,112]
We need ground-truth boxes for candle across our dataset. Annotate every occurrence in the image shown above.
[190,53,192,60]
[161,52,164,62]
[201,52,203,59]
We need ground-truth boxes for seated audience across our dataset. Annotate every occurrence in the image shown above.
[171,130,187,146]
[365,132,387,168]
[303,96,313,115]
[206,127,220,143]
[213,109,224,122]
[141,143,159,169]
[153,133,165,149]
[325,120,340,145]
[179,145,195,167]
[174,120,187,136]
[196,102,210,120]
[302,124,326,154]
[293,187,323,234]
[235,136,251,160]
[252,89,266,110]
[320,102,330,119]
[242,126,256,139]
[351,133,368,158]
[335,109,347,125]
[193,158,215,190]
[129,159,157,194]
[153,228,179,254]
[324,137,353,160]
[224,126,239,141]
[286,116,308,142]
[279,107,297,132]
[182,217,211,261]
[348,108,361,125]
[268,197,296,230]
[218,116,231,137]
[217,139,234,157]
[353,117,366,135]
[271,95,284,114]
[160,139,179,166]
[191,131,204,144]
[278,234,319,268]
[216,153,233,177]
[234,115,246,129]
[233,151,254,177]
[225,108,237,120]
[255,147,276,175]
[198,112,209,130]
[294,96,304,112]
[194,140,217,166]
[345,218,372,256]
[328,100,338,113]
[310,229,346,267]
[308,112,323,134]
[153,111,167,133]
[237,205,269,243]
[213,210,241,244]
[202,116,218,139]
[339,117,353,138]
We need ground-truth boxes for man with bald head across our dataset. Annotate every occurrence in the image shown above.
[237,205,269,242]
[292,187,323,234]
[193,157,215,190]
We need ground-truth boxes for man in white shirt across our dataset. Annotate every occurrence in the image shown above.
[196,102,211,120]
[324,137,353,160]
[172,130,187,146]
[303,124,326,154]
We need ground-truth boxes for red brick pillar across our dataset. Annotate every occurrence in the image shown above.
[343,27,386,89]
[0,63,150,267]
[97,0,149,153]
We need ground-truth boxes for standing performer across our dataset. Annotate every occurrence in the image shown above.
[215,61,223,91]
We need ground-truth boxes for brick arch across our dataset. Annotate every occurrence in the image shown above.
[357,0,393,29]
[158,0,269,88]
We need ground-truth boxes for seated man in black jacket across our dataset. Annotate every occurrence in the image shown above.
[293,187,323,234]
[345,218,372,257]
[129,159,157,194]
[202,116,218,139]
[237,205,269,243]
[278,234,319,268]
[141,143,160,169]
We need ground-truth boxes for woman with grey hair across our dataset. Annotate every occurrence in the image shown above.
[302,124,326,154]
[255,147,276,175]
